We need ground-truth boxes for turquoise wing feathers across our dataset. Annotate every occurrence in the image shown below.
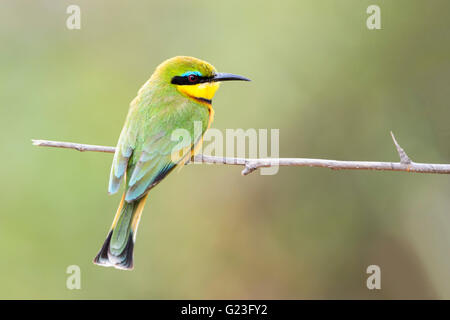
[108,116,136,195]
[108,100,209,202]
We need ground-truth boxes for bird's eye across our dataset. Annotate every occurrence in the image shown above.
[188,74,198,83]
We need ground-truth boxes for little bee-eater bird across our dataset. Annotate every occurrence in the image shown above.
[93,56,250,270]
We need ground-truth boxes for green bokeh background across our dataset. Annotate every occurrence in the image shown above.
[1,0,449,299]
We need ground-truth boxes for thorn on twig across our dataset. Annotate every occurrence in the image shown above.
[390,131,412,165]
[241,162,258,176]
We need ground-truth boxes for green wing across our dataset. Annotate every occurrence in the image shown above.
[109,100,209,202]
[108,108,137,195]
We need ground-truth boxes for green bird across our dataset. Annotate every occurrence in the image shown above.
[93,56,250,270]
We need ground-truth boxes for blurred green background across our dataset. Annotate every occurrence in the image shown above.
[1,0,449,299]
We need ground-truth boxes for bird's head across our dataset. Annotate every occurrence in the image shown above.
[152,56,250,105]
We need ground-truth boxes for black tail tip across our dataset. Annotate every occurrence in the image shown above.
[93,231,135,270]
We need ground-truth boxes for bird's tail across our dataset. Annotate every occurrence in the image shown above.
[93,193,148,270]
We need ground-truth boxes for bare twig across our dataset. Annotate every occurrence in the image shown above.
[32,134,450,175]
[32,139,115,153]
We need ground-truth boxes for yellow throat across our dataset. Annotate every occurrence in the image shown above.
[176,82,220,104]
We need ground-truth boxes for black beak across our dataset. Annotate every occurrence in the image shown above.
[211,72,251,82]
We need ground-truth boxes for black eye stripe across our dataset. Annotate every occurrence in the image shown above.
[171,75,213,85]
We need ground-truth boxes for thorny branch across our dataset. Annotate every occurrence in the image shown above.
[32,132,450,175]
